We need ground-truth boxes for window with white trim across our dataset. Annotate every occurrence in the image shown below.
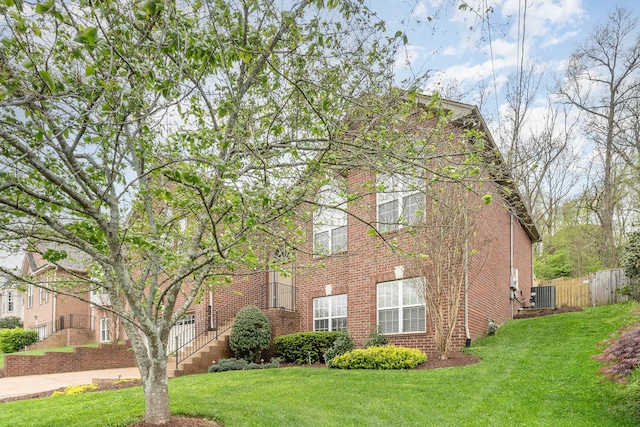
[313,182,347,256]
[7,291,13,312]
[27,284,33,308]
[377,278,426,334]
[376,174,425,232]
[100,318,110,343]
[313,294,347,331]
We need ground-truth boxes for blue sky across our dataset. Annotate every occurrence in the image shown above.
[371,0,640,127]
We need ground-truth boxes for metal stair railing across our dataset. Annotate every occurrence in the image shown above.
[172,281,295,370]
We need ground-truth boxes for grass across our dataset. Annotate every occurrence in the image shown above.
[1,303,640,426]
[0,343,99,369]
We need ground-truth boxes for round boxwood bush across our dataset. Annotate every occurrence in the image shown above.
[329,345,427,369]
[229,305,271,362]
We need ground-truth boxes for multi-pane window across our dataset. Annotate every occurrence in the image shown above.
[377,278,426,334]
[313,294,347,331]
[376,174,425,232]
[313,181,347,256]
[7,291,13,312]
[27,284,33,308]
[100,318,110,342]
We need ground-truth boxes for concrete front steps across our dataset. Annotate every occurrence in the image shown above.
[167,329,233,378]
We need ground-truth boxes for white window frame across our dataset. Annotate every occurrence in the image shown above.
[376,174,425,232]
[313,294,347,332]
[377,278,426,334]
[7,291,13,312]
[34,324,47,341]
[27,284,33,308]
[313,182,347,256]
[100,318,110,343]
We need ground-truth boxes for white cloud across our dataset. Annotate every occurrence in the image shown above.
[541,30,581,48]
[394,44,426,72]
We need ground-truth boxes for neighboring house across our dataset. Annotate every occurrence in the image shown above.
[20,244,120,346]
[0,275,24,322]
[183,97,540,359]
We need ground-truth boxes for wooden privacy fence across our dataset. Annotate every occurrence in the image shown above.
[589,269,629,306]
[537,269,630,307]
[551,277,590,307]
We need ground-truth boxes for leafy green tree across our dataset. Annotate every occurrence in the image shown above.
[0,0,406,423]
[619,230,640,299]
[0,316,22,329]
[534,224,602,280]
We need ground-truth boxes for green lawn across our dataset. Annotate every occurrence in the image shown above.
[1,303,639,427]
[0,343,99,369]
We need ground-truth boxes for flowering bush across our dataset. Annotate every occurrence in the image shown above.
[330,345,427,369]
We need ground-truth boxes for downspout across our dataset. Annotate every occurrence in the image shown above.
[464,212,471,347]
[510,213,514,319]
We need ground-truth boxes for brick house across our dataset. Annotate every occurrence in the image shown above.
[0,276,24,323]
[183,97,540,360]
[20,244,121,347]
[10,97,539,371]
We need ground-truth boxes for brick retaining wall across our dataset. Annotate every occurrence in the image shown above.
[3,342,137,377]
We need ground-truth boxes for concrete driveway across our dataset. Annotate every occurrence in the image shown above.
[0,367,141,399]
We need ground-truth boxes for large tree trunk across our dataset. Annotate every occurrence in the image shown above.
[141,354,171,424]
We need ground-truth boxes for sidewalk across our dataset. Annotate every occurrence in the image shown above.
[0,367,141,399]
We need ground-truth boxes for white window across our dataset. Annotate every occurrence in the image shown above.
[313,182,347,256]
[313,294,347,331]
[100,318,110,342]
[34,325,47,341]
[7,291,13,312]
[40,276,49,304]
[377,278,426,334]
[376,174,425,232]
[27,284,33,308]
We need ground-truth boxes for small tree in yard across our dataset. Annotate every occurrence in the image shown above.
[229,306,271,363]
[0,316,22,329]
[400,137,489,360]
[0,0,408,423]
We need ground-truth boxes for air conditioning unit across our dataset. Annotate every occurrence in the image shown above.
[530,285,556,309]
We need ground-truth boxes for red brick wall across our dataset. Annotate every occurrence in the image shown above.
[262,308,301,359]
[2,342,137,377]
[292,169,535,358]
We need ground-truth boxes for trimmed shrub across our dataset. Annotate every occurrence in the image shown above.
[208,357,280,373]
[274,331,341,364]
[0,328,39,353]
[0,316,22,329]
[363,324,388,348]
[324,329,355,367]
[330,345,427,370]
[229,306,271,362]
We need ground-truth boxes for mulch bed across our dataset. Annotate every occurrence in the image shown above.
[513,306,583,319]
